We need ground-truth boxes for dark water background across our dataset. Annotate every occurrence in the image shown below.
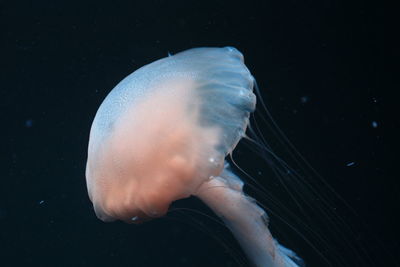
[1,1,396,266]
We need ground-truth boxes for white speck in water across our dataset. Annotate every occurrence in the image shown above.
[39,200,44,204]
[346,162,355,167]
[371,121,378,128]
[131,216,138,221]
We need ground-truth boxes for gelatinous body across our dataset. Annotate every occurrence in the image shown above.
[86,47,303,267]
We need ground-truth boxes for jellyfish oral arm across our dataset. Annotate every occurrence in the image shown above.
[194,167,303,267]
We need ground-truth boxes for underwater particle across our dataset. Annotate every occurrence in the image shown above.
[346,162,355,167]
[300,96,309,104]
[39,200,45,205]
[25,119,34,128]
[371,121,378,128]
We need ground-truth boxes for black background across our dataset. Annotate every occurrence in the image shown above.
[1,1,396,267]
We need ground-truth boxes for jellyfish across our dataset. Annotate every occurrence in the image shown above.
[85,47,303,267]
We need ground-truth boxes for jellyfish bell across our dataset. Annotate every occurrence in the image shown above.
[86,47,252,222]
[85,47,303,266]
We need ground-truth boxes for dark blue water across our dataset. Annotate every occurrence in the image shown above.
[1,1,396,266]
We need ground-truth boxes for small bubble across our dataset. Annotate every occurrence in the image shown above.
[371,121,378,128]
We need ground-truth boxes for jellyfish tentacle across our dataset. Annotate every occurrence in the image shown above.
[195,163,304,267]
